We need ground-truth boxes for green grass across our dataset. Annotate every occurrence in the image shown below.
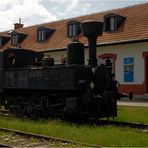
[116,106,148,124]
[0,116,147,147]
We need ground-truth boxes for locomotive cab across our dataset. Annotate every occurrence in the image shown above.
[0,52,4,105]
[3,48,43,68]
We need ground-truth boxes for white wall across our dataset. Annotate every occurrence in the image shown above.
[44,50,67,64]
[96,42,148,85]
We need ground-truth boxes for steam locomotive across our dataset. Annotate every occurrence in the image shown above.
[0,21,119,119]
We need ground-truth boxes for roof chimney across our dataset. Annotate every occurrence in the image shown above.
[14,18,24,29]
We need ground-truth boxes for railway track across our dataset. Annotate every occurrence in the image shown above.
[0,143,12,147]
[0,109,147,130]
[0,109,147,147]
[101,120,148,130]
[0,109,9,114]
[0,127,98,147]
[84,119,148,130]
[0,109,12,118]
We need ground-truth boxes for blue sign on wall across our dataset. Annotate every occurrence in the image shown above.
[124,57,134,82]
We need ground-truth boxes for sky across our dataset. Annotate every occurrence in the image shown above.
[0,0,148,31]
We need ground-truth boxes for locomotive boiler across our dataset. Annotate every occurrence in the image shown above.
[0,20,118,119]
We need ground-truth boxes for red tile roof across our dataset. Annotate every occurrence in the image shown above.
[0,3,148,52]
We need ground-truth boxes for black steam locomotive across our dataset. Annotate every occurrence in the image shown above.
[0,21,119,119]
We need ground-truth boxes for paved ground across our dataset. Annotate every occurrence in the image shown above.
[117,101,148,107]
[117,95,148,107]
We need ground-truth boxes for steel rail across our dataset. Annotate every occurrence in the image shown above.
[0,109,147,130]
[0,110,12,117]
[85,119,148,130]
[103,120,148,129]
[0,127,99,147]
[0,109,9,114]
[0,143,12,148]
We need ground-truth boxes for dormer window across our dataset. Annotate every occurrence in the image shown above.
[11,34,18,46]
[38,29,46,41]
[67,21,81,38]
[11,32,27,46]
[0,38,2,47]
[37,27,55,42]
[104,13,125,32]
[0,35,10,47]
[104,16,116,31]
[110,17,116,31]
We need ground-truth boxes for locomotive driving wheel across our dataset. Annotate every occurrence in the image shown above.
[26,101,36,118]
[26,96,45,119]
[14,97,26,117]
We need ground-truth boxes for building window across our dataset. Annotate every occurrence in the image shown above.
[10,32,27,47]
[11,34,18,46]
[105,17,116,32]
[104,13,126,32]
[7,53,16,66]
[37,29,46,42]
[0,36,10,47]
[98,53,117,72]
[67,21,81,38]
[0,37,2,47]
[68,24,76,37]
[110,17,115,31]
[37,27,55,42]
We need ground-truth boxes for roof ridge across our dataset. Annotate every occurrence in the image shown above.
[73,2,148,18]
[13,2,148,30]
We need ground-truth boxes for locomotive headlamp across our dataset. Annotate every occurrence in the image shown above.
[91,67,96,74]
[90,82,94,90]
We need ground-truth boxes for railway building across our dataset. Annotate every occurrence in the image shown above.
[0,3,148,95]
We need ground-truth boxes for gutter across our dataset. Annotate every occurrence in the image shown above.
[97,38,148,47]
[39,38,148,53]
[39,47,67,53]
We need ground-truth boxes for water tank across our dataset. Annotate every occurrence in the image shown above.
[67,41,84,65]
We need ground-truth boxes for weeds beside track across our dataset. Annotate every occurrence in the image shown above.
[0,127,98,147]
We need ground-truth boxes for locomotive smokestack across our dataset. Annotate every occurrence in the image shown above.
[81,20,103,66]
